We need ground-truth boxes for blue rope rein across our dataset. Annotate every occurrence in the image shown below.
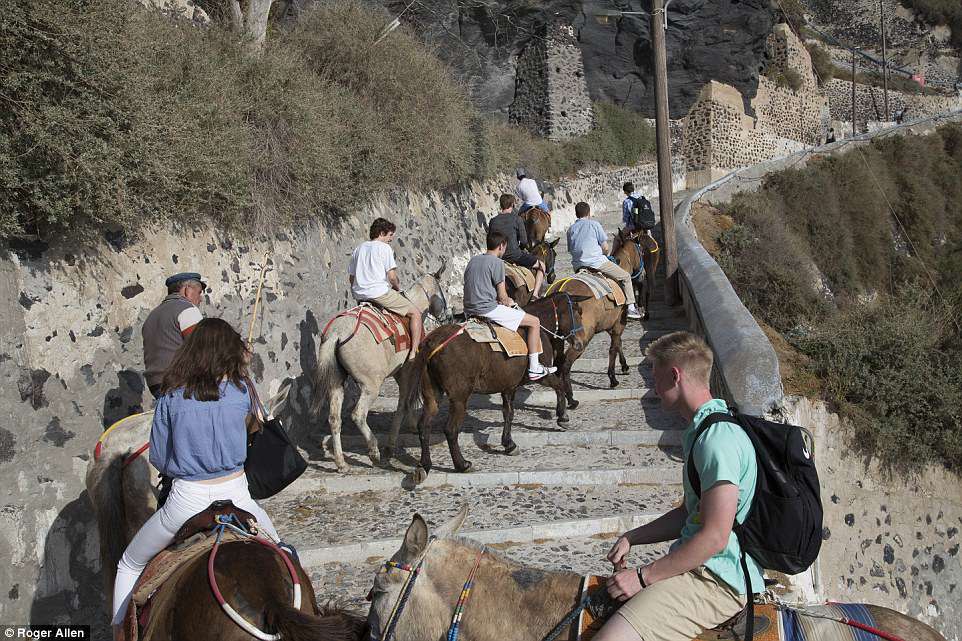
[541,592,591,641]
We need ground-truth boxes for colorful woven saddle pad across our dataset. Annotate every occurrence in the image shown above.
[781,603,880,641]
[504,262,536,291]
[322,303,411,353]
[463,318,527,357]
[547,273,627,306]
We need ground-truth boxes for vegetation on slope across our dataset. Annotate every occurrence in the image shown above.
[0,0,654,241]
[900,0,962,49]
[714,125,962,472]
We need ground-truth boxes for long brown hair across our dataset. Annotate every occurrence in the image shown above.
[161,318,249,400]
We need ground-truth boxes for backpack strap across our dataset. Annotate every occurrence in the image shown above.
[739,550,755,641]
[685,412,737,497]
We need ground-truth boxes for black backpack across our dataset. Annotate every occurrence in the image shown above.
[687,410,823,640]
[628,195,656,230]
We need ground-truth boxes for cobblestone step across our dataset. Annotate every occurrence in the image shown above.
[267,482,681,553]
[306,530,672,613]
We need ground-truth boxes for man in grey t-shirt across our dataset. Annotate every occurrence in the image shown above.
[463,231,558,380]
[487,193,546,297]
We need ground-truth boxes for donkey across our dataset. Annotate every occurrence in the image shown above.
[367,510,947,641]
[504,239,559,307]
[311,266,450,472]
[404,293,584,484]
[85,385,292,612]
[613,228,660,320]
[88,431,366,640]
[520,207,551,247]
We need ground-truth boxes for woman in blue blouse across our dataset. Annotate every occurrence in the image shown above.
[111,318,279,628]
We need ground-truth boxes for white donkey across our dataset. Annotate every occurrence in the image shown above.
[311,264,449,472]
[85,384,292,612]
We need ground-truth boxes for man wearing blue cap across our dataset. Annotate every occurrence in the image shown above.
[142,272,206,398]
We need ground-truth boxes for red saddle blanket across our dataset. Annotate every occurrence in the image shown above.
[322,304,411,353]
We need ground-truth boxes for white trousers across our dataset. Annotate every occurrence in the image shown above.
[111,474,279,625]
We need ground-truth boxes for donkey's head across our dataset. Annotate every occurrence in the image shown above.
[532,238,560,284]
[366,507,469,641]
[425,261,452,323]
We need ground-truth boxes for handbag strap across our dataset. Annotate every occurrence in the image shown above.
[243,377,269,422]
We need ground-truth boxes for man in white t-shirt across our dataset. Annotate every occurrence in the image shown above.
[514,167,550,214]
[349,218,422,358]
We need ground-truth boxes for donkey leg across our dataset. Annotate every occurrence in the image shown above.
[413,383,440,485]
[350,383,381,466]
[547,373,569,425]
[563,343,585,410]
[384,371,408,463]
[501,392,519,456]
[326,385,349,473]
[443,397,472,473]
[607,328,621,388]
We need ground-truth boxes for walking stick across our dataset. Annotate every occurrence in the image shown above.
[247,250,272,348]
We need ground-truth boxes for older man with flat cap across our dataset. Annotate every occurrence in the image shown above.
[142,272,206,398]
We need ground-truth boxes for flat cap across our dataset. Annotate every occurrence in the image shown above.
[165,272,207,290]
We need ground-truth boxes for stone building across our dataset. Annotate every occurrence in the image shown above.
[510,23,595,141]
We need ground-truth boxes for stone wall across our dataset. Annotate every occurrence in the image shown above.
[682,25,826,188]
[824,77,960,126]
[0,161,682,629]
[784,397,962,640]
[510,23,594,141]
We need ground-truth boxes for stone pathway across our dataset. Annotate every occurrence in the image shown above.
[262,200,689,610]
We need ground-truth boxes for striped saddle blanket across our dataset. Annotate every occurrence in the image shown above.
[321,303,411,353]
[547,273,627,306]
[575,577,881,641]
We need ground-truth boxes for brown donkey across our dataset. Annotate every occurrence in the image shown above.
[404,293,584,484]
[613,227,660,320]
[367,510,947,641]
[520,207,551,247]
[504,238,559,306]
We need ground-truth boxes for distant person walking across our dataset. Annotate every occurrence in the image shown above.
[567,202,642,320]
[515,168,550,214]
[142,272,205,399]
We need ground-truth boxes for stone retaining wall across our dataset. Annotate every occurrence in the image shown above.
[0,160,683,628]
[824,77,960,125]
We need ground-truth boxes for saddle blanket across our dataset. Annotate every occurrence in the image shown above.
[322,303,411,353]
[504,262,536,291]
[575,577,887,641]
[124,529,247,641]
[547,273,627,306]
[463,318,528,357]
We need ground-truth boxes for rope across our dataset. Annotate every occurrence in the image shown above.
[94,412,148,461]
[122,443,150,469]
[541,592,590,641]
[446,548,485,641]
[853,145,960,332]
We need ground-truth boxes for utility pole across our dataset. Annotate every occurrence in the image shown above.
[651,0,679,306]
[880,0,889,120]
[852,50,857,136]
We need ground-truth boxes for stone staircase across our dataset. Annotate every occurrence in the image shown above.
[263,203,689,612]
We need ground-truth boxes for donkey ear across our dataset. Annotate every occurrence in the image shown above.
[402,514,429,557]
[434,504,468,537]
[549,238,559,248]
[434,260,447,279]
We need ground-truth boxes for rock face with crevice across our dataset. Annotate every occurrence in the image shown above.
[375,0,779,119]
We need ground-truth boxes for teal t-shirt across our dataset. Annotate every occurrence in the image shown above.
[670,398,764,594]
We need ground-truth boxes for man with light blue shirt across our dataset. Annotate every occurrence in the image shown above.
[566,201,641,320]
[595,331,762,641]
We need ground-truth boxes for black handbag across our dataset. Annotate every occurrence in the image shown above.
[243,379,308,500]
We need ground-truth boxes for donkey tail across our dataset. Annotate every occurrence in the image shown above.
[265,602,368,641]
[86,453,128,608]
[310,332,345,418]
[403,344,432,413]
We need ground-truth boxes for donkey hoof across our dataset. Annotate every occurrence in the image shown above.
[504,443,521,456]
[335,461,350,474]
[556,415,569,425]
[455,461,473,473]
[621,365,630,374]
[368,449,381,465]
[381,446,394,462]
[609,379,620,389]
[412,466,429,485]
[567,399,579,410]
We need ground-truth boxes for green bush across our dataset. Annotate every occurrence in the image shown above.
[718,124,962,471]
[0,0,653,241]
[805,42,834,85]
[900,0,962,49]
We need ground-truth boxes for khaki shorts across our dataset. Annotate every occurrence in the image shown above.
[368,289,418,317]
[615,567,746,641]
[587,260,636,306]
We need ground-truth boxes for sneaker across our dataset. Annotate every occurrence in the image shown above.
[626,307,642,320]
[528,364,558,381]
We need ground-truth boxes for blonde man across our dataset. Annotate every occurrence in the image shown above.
[349,217,422,359]
[595,331,762,641]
